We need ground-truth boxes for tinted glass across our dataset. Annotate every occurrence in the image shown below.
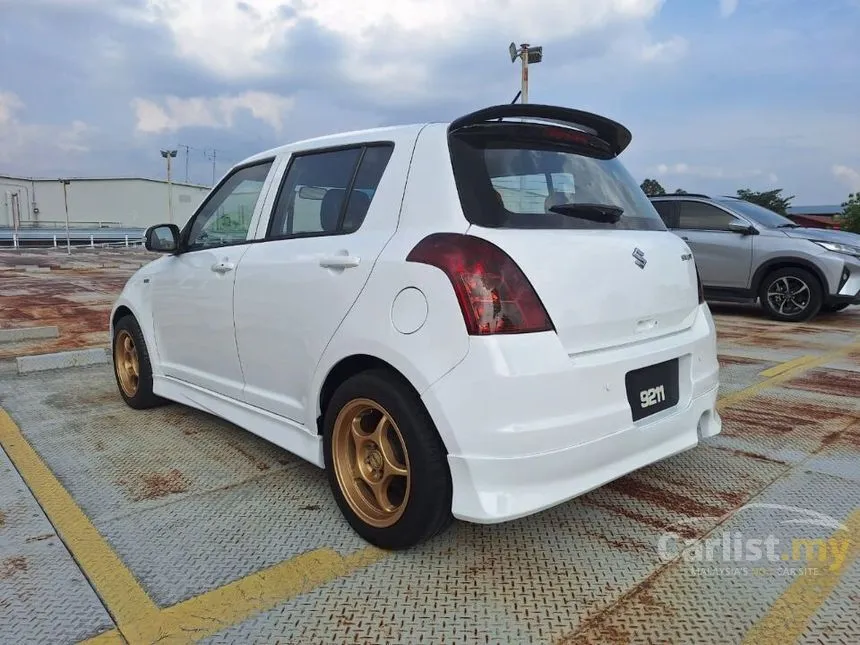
[186,161,273,250]
[678,201,740,231]
[651,200,676,227]
[267,144,393,237]
[449,125,666,231]
[343,145,394,232]
[714,198,795,228]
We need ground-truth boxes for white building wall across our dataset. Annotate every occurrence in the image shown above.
[0,177,211,229]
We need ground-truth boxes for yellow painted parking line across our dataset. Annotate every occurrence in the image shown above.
[741,509,860,645]
[718,340,860,411]
[0,408,159,627]
[78,547,386,645]
[759,354,818,378]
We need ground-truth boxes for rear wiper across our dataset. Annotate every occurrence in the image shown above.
[548,202,624,223]
[776,223,800,228]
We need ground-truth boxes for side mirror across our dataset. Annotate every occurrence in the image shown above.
[145,224,181,253]
[727,221,757,235]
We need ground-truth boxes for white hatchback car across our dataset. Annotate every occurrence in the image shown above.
[111,104,721,549]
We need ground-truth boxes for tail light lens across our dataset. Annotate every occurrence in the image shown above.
[406,233,554,335]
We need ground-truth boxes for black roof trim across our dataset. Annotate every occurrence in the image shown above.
[649,193,711,199]
[448,104,633,156]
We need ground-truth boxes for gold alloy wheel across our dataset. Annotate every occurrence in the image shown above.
[331,398,411,528]
[115,330,140,397]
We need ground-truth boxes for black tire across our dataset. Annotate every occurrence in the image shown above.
[758,267,823,322]
[821,303,851,313]
[322,369,453,549]
[112,315,167,409]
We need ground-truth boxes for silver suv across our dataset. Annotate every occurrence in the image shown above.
[649,194,860,322]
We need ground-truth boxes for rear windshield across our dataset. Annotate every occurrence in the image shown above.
[449,124,666,231]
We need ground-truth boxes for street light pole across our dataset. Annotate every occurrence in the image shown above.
[60,179,71,255]
[160,149,178,224]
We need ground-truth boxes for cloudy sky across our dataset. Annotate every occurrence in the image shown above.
[1,0,858,203]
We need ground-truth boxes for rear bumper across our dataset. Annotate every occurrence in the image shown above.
[421,304,721,524]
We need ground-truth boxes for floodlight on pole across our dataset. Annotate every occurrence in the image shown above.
[509,42,542,104]
[160,149,178,223]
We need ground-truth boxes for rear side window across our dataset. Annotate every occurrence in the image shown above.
[449,124,666,231]
[678,201,739,231]
[267,143,393,238]
[651,200,677,228]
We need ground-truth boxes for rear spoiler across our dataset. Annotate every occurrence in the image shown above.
[448,104,633,156]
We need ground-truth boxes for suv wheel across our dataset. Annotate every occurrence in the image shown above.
[759,267,823,322]
[322,369,453,550]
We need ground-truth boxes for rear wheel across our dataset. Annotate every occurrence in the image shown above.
[323,369,453,549]
[112,315,166,409]
[758,267,823,322]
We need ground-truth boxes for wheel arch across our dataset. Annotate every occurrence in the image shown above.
[316,354,423,435]
[751,257,829,296]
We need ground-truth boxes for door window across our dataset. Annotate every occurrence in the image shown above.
[267,144,394,238]
[651,201,677,228]
[184,161,274,250]
[678,201,742,231]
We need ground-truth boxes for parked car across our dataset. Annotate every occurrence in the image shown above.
[110,104,722,549]
[649,194,860,321]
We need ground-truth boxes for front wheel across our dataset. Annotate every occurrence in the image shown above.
[322,369,453,550]
[758,267,823,322]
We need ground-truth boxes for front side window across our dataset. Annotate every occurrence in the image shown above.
[185,161,273,250]
[267,144,393,238]
[678,201,742,231]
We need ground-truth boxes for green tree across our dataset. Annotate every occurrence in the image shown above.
[640,178,666,196]
[674,188,688,194]
[840,192,860,234]
[736,188,795,215]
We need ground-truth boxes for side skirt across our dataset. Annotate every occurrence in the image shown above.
[153,375,325,468]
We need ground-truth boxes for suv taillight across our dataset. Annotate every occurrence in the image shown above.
[696,265,705,304]
[406,233,554,335]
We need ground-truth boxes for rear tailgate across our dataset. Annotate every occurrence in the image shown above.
[469,226,699,354]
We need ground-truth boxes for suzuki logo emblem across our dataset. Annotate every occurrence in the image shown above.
[632,247,647,269]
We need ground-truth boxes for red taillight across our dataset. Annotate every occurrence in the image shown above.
[406,233,554,335]
[696,265,705,304]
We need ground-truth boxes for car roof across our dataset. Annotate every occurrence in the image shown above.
[648,193,713,200]
[238,123,436,166]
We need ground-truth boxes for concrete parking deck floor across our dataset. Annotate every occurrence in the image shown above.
[0,295,858,643]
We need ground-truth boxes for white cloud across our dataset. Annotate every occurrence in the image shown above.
[833,164,860,191]
[638,35,689,62]
[654,162,777,181]
[720,0,739,17]
[0,91,92,165]
[131,91,295,134]
[142,0,668,89]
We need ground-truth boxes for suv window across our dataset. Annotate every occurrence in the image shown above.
[651,200,676,227]
[185,160,274,250]
[267,144,393,238]
[449,123,666,231]
[678,201,741,231]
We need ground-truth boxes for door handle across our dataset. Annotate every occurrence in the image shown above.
[319,255,360,269]
[211,261,235,274]
[681,236,690,241]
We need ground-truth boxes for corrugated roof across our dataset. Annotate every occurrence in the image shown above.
[786,205,842,216]
[0,174,210,190]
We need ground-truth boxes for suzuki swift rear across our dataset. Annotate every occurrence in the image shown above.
[397,105,721,546]
[115,104,720,551]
